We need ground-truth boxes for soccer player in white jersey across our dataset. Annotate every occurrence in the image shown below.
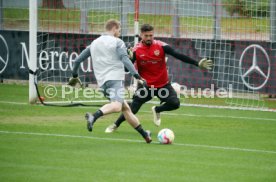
[68,19,152,143]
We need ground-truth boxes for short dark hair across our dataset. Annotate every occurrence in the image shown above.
[140,24,154,32]
[105,19,120,31]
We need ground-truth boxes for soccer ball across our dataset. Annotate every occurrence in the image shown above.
[157,128,175,144]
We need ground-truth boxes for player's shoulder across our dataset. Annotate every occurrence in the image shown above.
[133,42,143,51]
[115,38,126,48]
[153,40,168,47]
[116,37,124,43]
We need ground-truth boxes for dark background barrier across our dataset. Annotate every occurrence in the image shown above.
[0,30,275,94]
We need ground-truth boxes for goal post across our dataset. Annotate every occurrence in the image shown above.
[134,0,139,45]
[28,0,275,111]
[29,0,38,104]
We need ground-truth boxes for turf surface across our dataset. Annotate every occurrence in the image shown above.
[0,83,276,182]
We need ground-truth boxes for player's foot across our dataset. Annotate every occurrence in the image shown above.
[105,124,118,133]
[85,112,94,132]
[152,106,161,126]
[144,130,152,143]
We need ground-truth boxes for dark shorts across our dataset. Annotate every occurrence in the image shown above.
[133,83,178,104]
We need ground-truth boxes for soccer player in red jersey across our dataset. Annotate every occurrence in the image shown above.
[105,24,213,133]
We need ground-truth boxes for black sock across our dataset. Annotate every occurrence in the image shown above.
[93,110,103,123]
[115,101,143,127]
[135,124,147,138]
[114,114,126,127]
[155,106,161,113]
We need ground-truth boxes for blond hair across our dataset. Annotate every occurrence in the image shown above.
[105,19,121,31]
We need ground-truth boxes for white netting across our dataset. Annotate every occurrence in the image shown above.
[31,0,275,110]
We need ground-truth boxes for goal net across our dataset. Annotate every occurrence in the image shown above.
[29,0,276,111]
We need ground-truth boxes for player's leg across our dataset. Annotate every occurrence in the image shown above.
[113,93,150,128]
[86,80,124,132]
[122,100,152,143]
[156,83,180,111]
[105,100,144,133]
[86,101,122,132]
[152,83,180,126]
[105,85,152,133]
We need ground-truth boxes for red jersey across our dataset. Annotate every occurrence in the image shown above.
[133,40,168,88]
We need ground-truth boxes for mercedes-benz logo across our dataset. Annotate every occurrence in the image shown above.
[239,44,270,90]
[0,35,9,74]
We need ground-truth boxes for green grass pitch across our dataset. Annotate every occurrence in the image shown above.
[0,83,276,181]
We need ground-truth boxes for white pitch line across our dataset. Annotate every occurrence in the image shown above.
[141,111,276,122]
[0,101,28,105]
[1,100,276,122]
[0,130,276,155]
[173,143,276,154]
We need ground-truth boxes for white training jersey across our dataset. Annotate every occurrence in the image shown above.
[90,34,126,87]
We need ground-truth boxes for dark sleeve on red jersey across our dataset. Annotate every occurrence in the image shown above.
[131,52,136,63]
[124,51,136,72]
[162,45,198,67]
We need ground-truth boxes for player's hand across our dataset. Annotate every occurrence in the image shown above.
[68,77,83,87]
[198,58,213,70]
[127,47,133,59]
[137,78,148,88]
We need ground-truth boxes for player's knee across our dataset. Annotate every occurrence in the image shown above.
[121,100,132,112]
[169,98,180,110]
[130,101,144,114]
[114,105,122,112]
[112,102,122,112]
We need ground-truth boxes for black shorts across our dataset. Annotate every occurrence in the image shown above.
[133,83,178,104]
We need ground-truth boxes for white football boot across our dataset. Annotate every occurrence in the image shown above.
[105,124,118,133]
[152,106,161,126]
